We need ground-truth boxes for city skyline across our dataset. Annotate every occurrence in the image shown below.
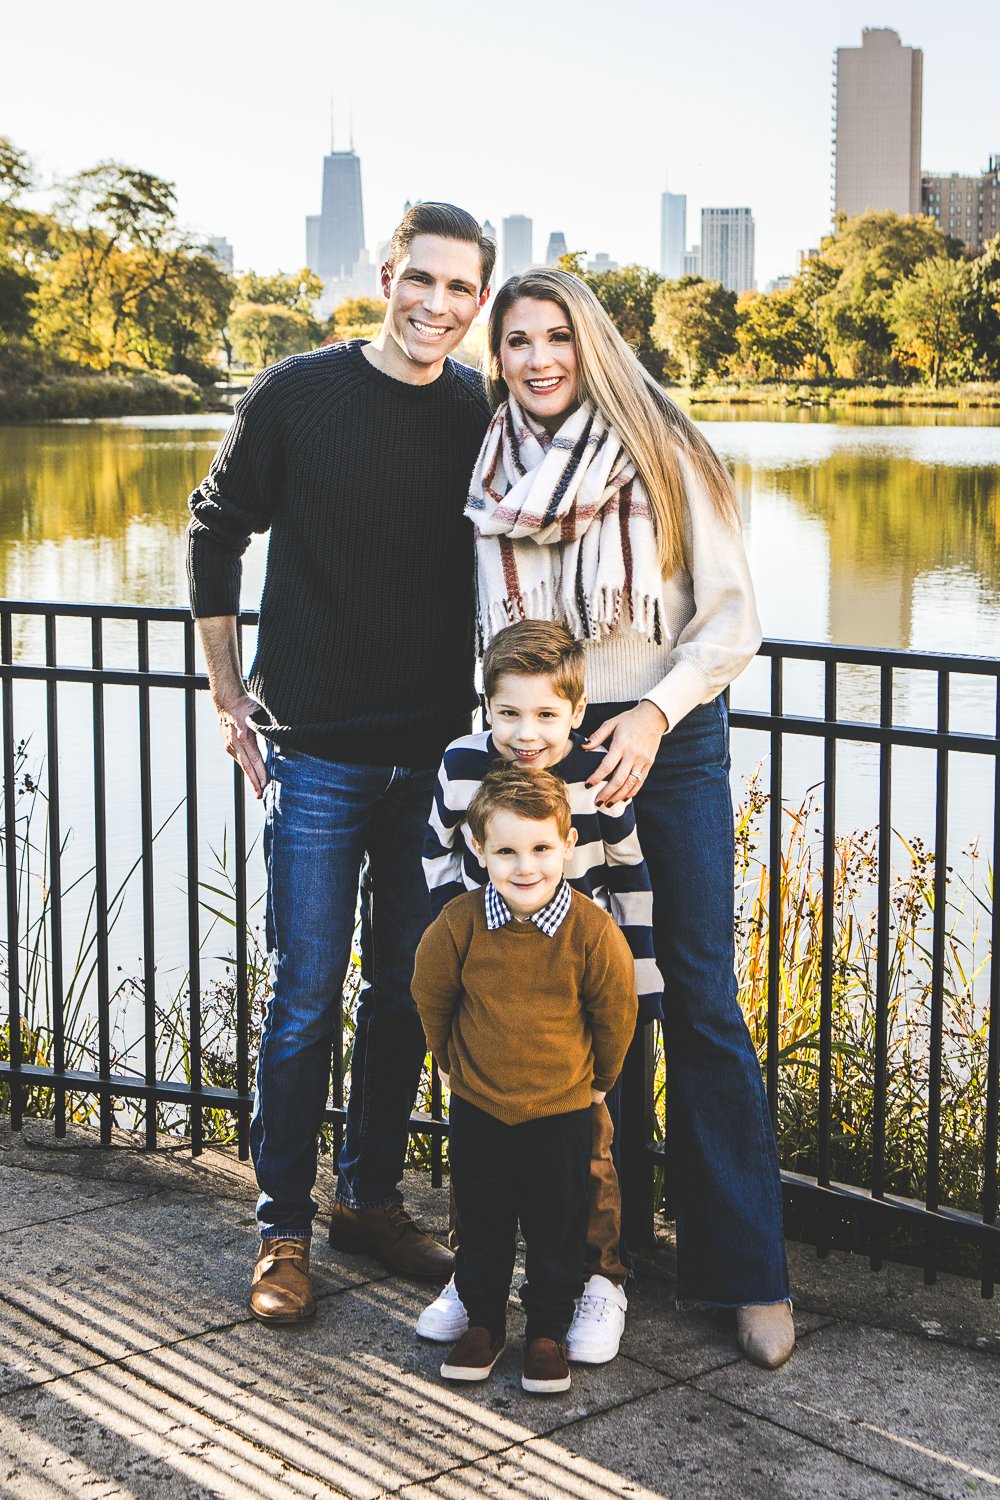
[5,0,999,288]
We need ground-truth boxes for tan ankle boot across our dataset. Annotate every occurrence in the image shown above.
[736,1302,795,1368]
[249,1237,316,1324]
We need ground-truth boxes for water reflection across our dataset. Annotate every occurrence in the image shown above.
[1,414,996,1067]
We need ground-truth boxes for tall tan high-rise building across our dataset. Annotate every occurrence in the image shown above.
[833,28,923,219]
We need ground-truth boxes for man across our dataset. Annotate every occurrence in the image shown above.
[187,202,495,1322]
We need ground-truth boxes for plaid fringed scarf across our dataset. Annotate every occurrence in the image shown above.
[465,398,665,647]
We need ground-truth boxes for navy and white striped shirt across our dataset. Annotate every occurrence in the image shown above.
[423,730,663,1021]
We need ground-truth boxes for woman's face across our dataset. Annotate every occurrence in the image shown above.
[498,298,579,433]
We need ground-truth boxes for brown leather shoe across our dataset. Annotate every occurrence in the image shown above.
[328,1201,454,1280]
[249,1237,316,1324]
[522,1337,572,1394]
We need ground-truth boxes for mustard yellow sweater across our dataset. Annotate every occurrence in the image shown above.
[411,888,638,1126]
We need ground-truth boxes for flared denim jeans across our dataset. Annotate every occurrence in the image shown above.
[251,744,435,1238]
[583,696,789,1307]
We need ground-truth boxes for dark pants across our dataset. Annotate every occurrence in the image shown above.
[450,1094,592,1344]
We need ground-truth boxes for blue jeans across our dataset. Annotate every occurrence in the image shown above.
[584,697,789,1307]
[251,745,435,1237]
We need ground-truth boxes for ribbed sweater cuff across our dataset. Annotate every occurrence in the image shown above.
[187,535,242,619]
[642,659,713,733]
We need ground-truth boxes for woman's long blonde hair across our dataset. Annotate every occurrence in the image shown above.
[484,269,739,576]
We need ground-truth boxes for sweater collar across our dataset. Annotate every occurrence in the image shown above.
[484,879,572,937]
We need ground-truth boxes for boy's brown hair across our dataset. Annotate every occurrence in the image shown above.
[482,620,586,705]
[466,764,572,845]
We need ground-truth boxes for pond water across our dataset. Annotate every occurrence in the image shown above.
[1,409,997,1066]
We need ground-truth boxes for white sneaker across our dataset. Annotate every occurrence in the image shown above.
[416,1274,469,1343]
[566,1274,628,1364]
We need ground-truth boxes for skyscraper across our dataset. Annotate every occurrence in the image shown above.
[660,193,686,279]
[306,148,365,282]
[502,215,533,280]
[545,231,567,266]
[833,28,923,218]
[700,208,755,294]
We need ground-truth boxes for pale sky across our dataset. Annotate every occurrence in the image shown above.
[6,0,999,287]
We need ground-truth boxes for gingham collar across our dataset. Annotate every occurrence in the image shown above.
[484,878,572,937]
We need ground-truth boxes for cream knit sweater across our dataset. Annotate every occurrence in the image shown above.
[582,455,762,728]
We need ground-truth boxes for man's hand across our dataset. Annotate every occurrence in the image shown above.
[195,616,269,799]
[216,690,268,798]
[590,1087,607,1106]
[439,1072,450,1091]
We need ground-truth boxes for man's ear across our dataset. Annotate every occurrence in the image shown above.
[477,284,491,311]
[470,836,488,869]
[380,263,392,299]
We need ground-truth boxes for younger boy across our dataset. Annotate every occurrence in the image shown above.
[419,620,662,1363]
[411,766,638,1392]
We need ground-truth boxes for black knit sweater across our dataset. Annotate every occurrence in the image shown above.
[187,341,492,767]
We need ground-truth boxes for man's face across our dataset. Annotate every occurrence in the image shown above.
[380,234,487,374]
[486,673,586,771]
[473,810,577,918]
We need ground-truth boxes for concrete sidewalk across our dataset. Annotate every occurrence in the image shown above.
[1,1119,998,1499]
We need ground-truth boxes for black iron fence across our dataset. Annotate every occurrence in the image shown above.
[2,601,998,1293]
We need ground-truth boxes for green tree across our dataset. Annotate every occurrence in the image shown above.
[332,296,384,328]
[888,256,968,386]
[556,251,587,276]
[815,211,951,380]
[133,251,234,378]
[235,268,323,313]
[229,303,317,367]
[734,289,813,380]
[34,161,231,372]
[650,277,738,383]
[323,295,385,344]
[0,138,52,338]
[579,263,666,377]
[961,234,1000,379]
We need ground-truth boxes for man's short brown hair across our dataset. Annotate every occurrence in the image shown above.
[466,764,572,845]
[385,202,496,292]
[482,620,586,705]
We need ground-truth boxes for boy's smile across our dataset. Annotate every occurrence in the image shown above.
[487,673,587,772]
[473,810,578,919]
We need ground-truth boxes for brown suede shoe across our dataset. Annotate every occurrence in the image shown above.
[328,1201,454,1281]
[249,1237,316,1324]
[440,1326,505,1382]
[521,1337,571,1394]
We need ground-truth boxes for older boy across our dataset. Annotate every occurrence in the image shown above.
[418,620,661,1362]
[412,767,638,1392]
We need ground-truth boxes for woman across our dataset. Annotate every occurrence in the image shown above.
[465,269,794,1369]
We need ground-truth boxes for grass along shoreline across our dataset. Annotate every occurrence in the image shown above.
[675,380,1000,409]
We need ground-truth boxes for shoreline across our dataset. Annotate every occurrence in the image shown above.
[672,381,1000,410]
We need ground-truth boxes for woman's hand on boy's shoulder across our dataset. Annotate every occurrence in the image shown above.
[583,701,667,807]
